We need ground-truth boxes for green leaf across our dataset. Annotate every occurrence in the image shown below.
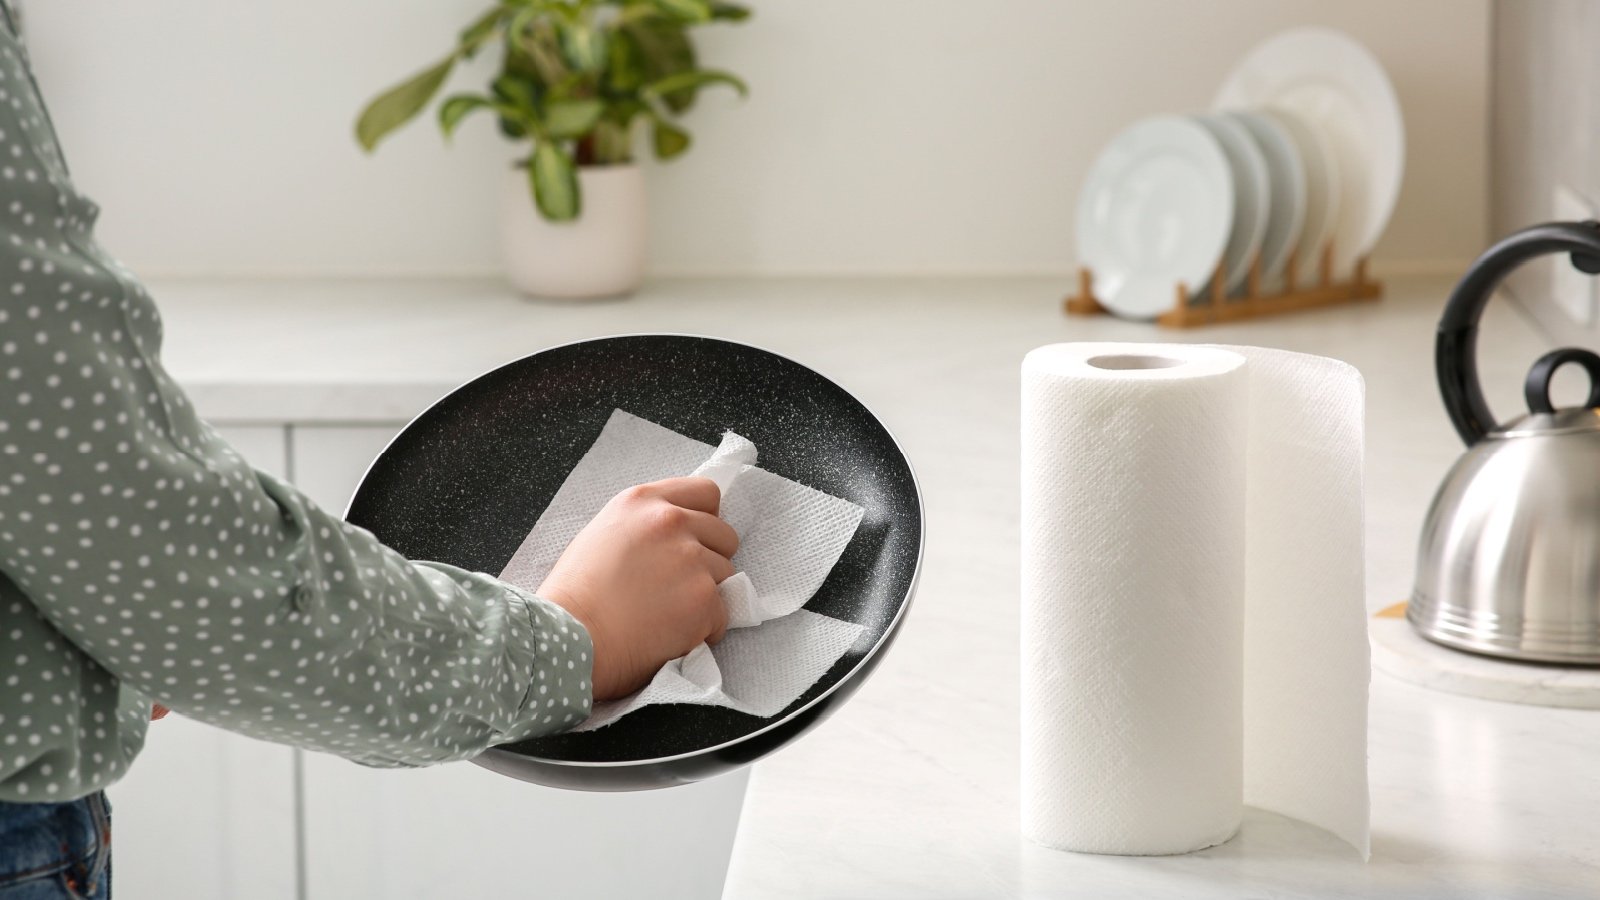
[626,17,696,79]
[559,20,607,73]
[653,0,712,21]
[499,116,530,140]
[356,55,457,152]
[492,74,541,112]
[708,2,751,20]
[437,94,496,139]
[652,118,690,159]
[502,43,543,87]
[642,68,747,103]
[543,98,605,139]
[507,5,542,47]
[457,6,505,57]
[530,141,580,221]
[605,27,646,92]
[509,9,570,85]
[616,2,665,27]
[625,19,699,112]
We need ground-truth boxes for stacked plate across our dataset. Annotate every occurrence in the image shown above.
[1076,28,1404,320]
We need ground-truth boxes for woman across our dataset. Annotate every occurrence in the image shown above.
[0,5,737,897]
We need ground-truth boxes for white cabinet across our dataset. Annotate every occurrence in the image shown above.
[300,760,750,900]
[285,425,402,517]
[107,715,301,900]
[288,425,750,900]
[107,426,300,900]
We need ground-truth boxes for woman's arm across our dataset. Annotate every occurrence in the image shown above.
[0,32,592,768]
[1,319,596,766]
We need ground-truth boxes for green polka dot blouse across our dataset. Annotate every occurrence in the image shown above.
[0,6,592,803]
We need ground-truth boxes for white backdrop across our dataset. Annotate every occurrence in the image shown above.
[22,0,1488,278]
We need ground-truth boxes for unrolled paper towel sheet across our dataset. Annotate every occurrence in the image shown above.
[1020,343,1369,858]
[499,409,866,731]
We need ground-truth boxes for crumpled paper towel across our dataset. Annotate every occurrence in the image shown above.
[499,409,866,731]
[1019,343,1369,858]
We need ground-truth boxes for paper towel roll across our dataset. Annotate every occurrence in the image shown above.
[1019,342,1369,858]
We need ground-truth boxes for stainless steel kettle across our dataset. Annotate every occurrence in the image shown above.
[1410,221,1600,664]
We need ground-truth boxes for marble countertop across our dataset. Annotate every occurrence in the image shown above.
[153,274,1598,898]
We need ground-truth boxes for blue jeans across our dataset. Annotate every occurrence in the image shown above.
[0,793,111,899]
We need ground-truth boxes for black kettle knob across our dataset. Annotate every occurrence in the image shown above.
[1524,347,1600,415]
[1438,221,1600,445]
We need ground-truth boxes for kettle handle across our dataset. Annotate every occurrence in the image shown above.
[1438,220,1600,445]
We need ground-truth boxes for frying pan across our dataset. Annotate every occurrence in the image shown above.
[345,334,923,791]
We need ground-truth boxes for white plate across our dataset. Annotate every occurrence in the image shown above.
[1075,115,1234,320]
[1260,107,1341,284]
[1214,27,1404,278]
[1223,110,1305,288]
[1193,114,1268,297]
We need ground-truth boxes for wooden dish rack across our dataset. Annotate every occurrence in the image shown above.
[1063,243,1382,328]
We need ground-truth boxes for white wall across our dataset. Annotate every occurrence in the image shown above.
[1490,0,1600,341]
[22,0,1488,278]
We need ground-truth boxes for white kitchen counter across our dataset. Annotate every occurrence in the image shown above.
[151,274,1598,899]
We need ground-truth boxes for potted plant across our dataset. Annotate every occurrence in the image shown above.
[356,0,750,299]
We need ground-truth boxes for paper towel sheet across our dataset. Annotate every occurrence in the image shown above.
[499,409,866,731]
[1019,343,1369,858]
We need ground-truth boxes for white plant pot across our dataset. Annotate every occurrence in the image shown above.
[501,163,647,300]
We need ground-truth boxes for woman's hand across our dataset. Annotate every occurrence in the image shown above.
[538,477,739,702]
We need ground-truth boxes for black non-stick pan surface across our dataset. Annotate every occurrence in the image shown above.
[344,335,923,791]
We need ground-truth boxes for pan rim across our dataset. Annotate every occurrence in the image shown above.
[342,331,925,770]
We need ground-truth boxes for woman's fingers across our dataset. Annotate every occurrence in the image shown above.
[647,476,721,515]
[642,477,740,646]
[704,584,730,645]
[638,478,739,556]
[702,547,736,584]
[683,509,739,558]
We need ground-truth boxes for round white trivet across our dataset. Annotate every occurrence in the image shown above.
[1371,603,1600,710]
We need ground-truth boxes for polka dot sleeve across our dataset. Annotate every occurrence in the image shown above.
[0,10,591,801]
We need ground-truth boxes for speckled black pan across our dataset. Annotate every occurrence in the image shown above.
[344,334,923,791]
